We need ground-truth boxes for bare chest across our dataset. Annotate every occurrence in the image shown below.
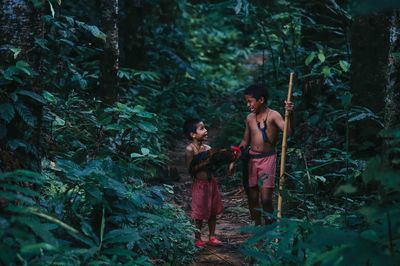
[248,117,278,144]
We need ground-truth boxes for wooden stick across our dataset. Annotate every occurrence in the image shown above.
[277,72,294,218]
[202,246,235,265]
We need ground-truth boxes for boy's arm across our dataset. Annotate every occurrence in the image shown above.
[185,145,194,170]
[273,101,294,136]
[239,118,250,148]
[186,146,211,175]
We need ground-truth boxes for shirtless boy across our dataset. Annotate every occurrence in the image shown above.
[239,84,294,225]
[183,118,237,246]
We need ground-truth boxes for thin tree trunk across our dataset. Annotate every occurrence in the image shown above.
[99,0,119,105]
[0,0,43,66]
[351,13,390,113]
[384,10,400,131]
[0,0,44,171]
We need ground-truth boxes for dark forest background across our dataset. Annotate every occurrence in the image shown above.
[0,0,399,265]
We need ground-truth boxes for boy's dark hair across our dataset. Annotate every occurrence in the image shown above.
[183,118,202,140]
[244,84,269,102]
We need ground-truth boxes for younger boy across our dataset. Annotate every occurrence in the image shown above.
[183,118,237,247]
[239,84,294,225]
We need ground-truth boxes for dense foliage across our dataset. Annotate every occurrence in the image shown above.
[0,0,399,265]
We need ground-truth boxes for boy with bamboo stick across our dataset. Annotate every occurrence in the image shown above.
[239,84,294,225]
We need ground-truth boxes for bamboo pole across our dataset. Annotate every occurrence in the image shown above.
[277,72,294,218]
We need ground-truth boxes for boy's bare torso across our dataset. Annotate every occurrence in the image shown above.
[247,108,281,153]
[185,143,211,180]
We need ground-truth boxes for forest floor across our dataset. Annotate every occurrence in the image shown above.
[169,137,253,266]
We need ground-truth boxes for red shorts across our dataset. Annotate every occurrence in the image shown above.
[191,177,223,220]
[248,150,277,189]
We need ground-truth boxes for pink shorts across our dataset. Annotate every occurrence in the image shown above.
[191,177,223,220]
[248,150,277,189]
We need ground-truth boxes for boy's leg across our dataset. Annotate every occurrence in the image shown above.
[208,215,216,237]
[207,215,222,246]
[261,187,274,224]
[248,186,261,225]
[195,219,203,240]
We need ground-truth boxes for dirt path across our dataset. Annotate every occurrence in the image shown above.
[170,139,253,266]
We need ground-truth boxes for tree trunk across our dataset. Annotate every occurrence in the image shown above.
[0,0,44,171]
[99,0,119,105]
[351,13,390,112]
[0,0,43,66]
[384,10,400,130]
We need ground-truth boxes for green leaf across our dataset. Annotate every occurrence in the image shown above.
[141,148,150,156]
[9,48,21,59]
[341,92,352,108]
[334,184,357,195]
[14,101,36,126]
[7,139,27,151]
[35,38,50,50]
[305,52,316,66]
[322,66,331,77]
[48,0,55,17]
[105,123,125,130]
[26,208,80,234]
[42,91,57,103]
[21,243,57,254]
[131,152,144,158]
[0,103,15,123]
[314,175,326,182]
[234,0,242,14]
[2,66,20,81]
[138,121,157,132]
[318,52,326,63]
[100,208,105,249]
[30,0,44,9]
[15,216,58,246]
[53,115,65,126]
[76,21,106,41]
[103,228,140,244]
[0,191,35,205]
[16,60,35,76]
[339,60,350,72]
[134,110,154,119]
[102,248,137,257]
[17,90,45,104]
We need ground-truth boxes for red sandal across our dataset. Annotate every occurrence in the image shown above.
[208,236,223,246]
[195,239,206,247]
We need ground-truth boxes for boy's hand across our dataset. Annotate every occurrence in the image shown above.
[231,146,241,161]
[228,162,236,176]
[284,100,294,112]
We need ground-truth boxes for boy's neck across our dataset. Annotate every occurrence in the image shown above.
[193,139,203,147]
[256,105,268,114]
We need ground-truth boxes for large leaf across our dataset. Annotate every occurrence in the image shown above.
[14,101,36,127]
[16,60,36,76]
[17,90,45,104]
[138,121,158,132]
[76,21,106,41]
[339,60,350,72]
[305,52,316,65]
[20,242,57,254]
[0,103,15,123]
[103,228,140,244]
